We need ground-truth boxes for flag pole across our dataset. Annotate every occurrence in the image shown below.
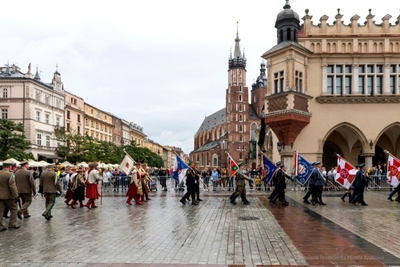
[123,149,137,164]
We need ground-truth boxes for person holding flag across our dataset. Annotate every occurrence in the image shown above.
[230,163,253,205]
[269,163,289,206]
[180,162,198,205]
[386,151,400,202]
[310,162,326,205]
[126,163,142,205]
[350,163,368,206]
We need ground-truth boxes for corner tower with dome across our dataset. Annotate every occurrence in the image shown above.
[258,0,400,170]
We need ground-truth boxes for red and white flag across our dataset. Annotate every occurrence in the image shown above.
[335,155,357,190]
[387,154,400,188]
[119,155,134,175]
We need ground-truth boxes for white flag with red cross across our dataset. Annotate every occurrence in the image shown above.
[335,155,357,190]
[387,154,400,188]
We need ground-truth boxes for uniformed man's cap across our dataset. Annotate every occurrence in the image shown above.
[2,159,16,167]
[20,161,29,166]
[312,161,321,165]
[46,163,55,168]
[275,161,282,166]
[357,163,365,168]
[238,162,245,167]
[279,163,285,168]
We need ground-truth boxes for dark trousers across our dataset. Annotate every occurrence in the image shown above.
[350,187,366,204]
[311,185,323,203]
[182,182,195,201]
[303,184,315,200]
[389,185,400,199]
[195,182,200,200]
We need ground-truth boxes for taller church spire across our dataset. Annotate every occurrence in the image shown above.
[228,22,246,70]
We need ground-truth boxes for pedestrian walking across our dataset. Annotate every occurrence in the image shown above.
[15,161,36,219]
[39,164,62,220]
[0,159,20,231]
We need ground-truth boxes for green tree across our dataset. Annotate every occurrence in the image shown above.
[0,119,34,161]
[124,140,163,167]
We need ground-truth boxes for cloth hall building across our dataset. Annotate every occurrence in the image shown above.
[191,1,400,170]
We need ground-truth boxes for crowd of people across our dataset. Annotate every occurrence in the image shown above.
[1,157,399,231]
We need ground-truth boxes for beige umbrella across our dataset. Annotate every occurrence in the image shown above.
[61,161,74,167]
[37,160,50,167]
[27,159,40,167]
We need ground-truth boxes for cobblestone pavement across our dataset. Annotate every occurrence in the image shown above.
[0,182,399,267]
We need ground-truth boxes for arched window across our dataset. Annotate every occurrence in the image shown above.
[213,158,217,167]
[239,94,242,101]
[287,28,291,41]
[239,104,242,111]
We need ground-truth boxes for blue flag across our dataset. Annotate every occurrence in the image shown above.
[263,155,277,185]
[172,154,188,183]
[294,151,313,185]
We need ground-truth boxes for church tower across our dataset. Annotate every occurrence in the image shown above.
[226,23,249,161]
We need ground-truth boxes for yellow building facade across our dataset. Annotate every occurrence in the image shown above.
[84,103,114,142]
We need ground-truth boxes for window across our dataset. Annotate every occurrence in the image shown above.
[389,64,400,94]
[295,71,303,92]
[239,125,243,132]
[91,121,94,127]
[36,91,41,101]
[36,133,42,145]
[2,88,8,98]
[358,64,383,95]
[36,111,41,121]
[238,94,242,102]
[56,116,60,126]
[46,135,51,147]
[326,64,352,95]
[67,110,70,119]
[66,123,70,131]
[45,114,50,124]
[105,126,107,132]
[77,126,81,134]
[274,71,285,93]
[77,114,81,122]
[239,114,243,122]
[85,118,88,126]
[100,124,103,131]
[96,122,99,129]
[1,109,8,119]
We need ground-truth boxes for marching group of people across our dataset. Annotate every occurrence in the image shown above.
[2,155,400,231]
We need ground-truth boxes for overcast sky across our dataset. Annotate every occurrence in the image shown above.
[2,0,396,154]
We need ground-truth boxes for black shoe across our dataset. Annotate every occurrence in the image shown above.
[197,198,203,202]
[179,199,186,205]
[396,198,400,203]
[319,202,326,205]
[282,201,289,206]
[42,213,50,220]
[303,199,310,204]
[3,215,9,219]
[270,199,277,205]
[191,201,198,205]
[310,200,315,205]
[243,202,250,205]
[350,201,357,206]
[230,200,236,205]
[9,226,20,230]
[361,203,368,206]
[340,197,345,202]
[17,213,22,220]
[388,197,394,201]
[0,228,6,232]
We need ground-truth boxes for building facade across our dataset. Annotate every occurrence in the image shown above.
[0,63,65,161]
[64,91,85,135]
[190,26,267,168]
[259,1,400,170]
[129,122,146,147]
[84,103,114,142]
